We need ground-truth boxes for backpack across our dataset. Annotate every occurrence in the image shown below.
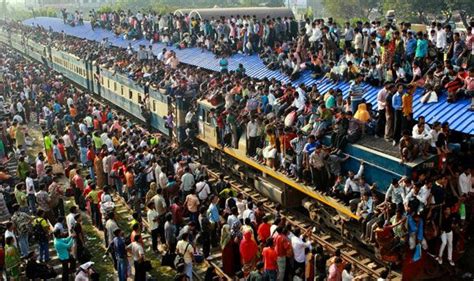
[33,218,48,242]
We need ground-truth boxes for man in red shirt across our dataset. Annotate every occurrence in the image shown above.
[72,168,85,210]
[262,238,278,281]
[86,144,96,181]
[274,226,293,281]
[257,216,271,243]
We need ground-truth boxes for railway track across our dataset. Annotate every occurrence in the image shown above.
[204,167,403,281]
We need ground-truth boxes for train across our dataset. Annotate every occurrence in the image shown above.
[0,27,437,248]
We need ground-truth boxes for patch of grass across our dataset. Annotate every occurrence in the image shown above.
[82,218,116,279]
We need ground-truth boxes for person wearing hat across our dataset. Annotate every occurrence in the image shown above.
[75,261,95,281]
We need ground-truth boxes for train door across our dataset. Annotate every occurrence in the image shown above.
[197,100,222,148]
[95,65,101,97]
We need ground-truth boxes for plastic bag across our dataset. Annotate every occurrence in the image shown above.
[412,243,422,262]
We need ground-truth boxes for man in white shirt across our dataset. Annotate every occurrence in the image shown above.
[436,23,447,51]
[25,172,36,214]
[290,228,312,270]
[66,206,78,236]
[180,167,195,194]
[242,202,256,223]
[150,187,167,216]
[146,201,160,253]
[376,83,390,137]
[344,162,364,198]
[246,118,260,157]
[196,177,211,201]
[385,178,406,206]
[458,168,472,196]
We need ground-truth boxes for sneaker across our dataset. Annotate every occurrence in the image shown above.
[449,260,454,266]
[392,140,397,146]
[436,257,442,265]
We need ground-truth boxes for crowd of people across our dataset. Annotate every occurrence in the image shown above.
[69,9,474,108]
[0,10,473,281]
[0,41,396,281]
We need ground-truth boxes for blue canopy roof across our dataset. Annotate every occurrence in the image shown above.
[23,17,473,135]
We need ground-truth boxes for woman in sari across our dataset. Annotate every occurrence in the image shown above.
[239,230,259,277]
[94,153,106,189]
[221,224,236,276]
[5,236,21,280]
[354,103,371,123]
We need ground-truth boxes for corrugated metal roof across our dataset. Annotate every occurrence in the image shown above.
[23,17,474,135]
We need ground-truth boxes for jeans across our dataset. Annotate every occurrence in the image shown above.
[265,269,277,281]
[80,147,87,165]
[18,233,29,257]
[90,203,100,227]
[189,212,198,226]
[88,164,95,181]
[115,178,124,197]
[184,262,193,281]
[117,257,128,281]
[277,256,286,281]
[351,99,362,114]
[27,194,36,214]
[39,240,49,262]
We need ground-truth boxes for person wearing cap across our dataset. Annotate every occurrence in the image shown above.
[75,261,95,281]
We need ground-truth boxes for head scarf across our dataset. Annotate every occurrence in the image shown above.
[220,224,231,250]
[239,230,259,263]
[354,103,370,123]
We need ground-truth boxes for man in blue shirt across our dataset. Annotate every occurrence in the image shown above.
[407,213,428,250]
[415,32,428,60]
[112,228,127,281]
[405,31,417,62]
[392,84,403,146]
[207,195,220,246]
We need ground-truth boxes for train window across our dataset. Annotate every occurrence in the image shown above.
[101,76,104,85]
[107,79,110,89]
[114,82,117,91]
[138,94,142,103]
[121,85,124,96]
[129,90,133,99]
[153,100,156,112]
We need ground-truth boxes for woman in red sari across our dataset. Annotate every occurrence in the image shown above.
[221,224,236,277]
[239,230,259,276]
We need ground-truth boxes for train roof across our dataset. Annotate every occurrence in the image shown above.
[23,17,474,135]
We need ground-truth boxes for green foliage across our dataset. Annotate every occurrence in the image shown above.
[267,0,285,7]
[323,0,380,22]
[305,7,314,20]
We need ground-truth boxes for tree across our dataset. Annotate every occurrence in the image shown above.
[323,0,381,21]
[382,0,447,24]
[444,0,474,28]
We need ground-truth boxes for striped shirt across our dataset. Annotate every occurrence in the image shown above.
[349,81,365,101]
